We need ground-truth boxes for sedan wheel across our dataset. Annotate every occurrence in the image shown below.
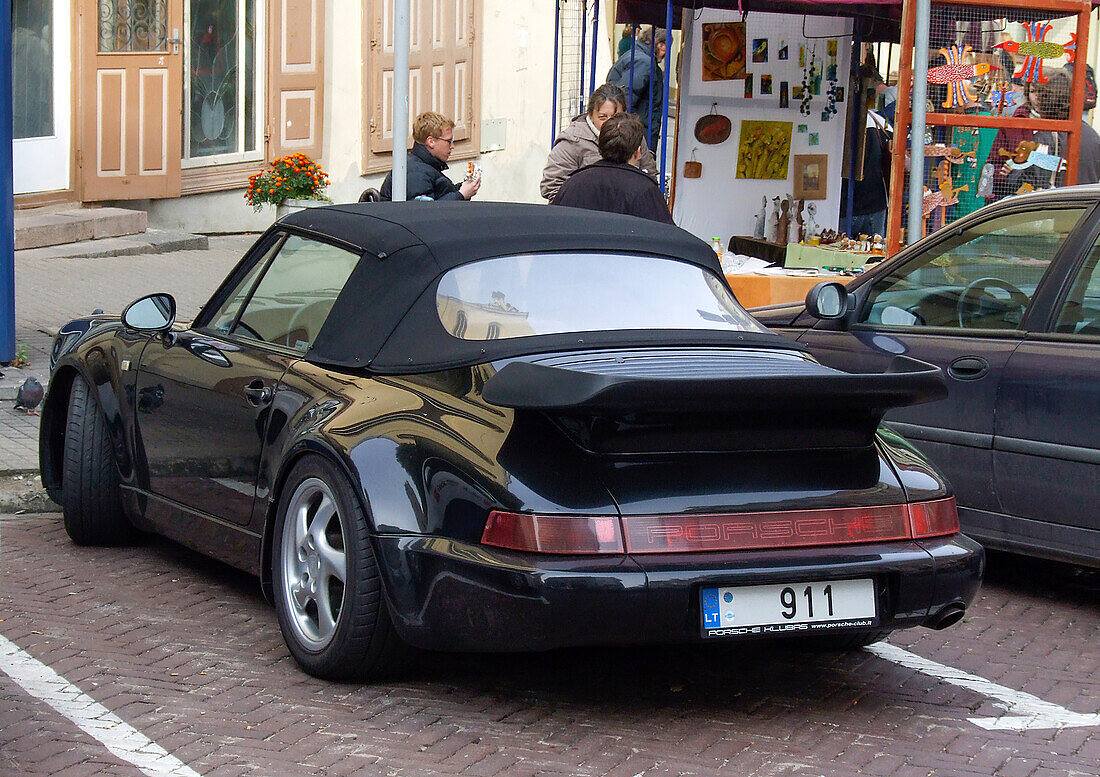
[272,456,406,679]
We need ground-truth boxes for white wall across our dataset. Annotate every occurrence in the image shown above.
[143,0,603,232]
[671,10,852,244]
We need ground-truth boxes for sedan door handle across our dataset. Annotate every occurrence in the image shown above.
[243,379,273,407]
[947,356,989,381]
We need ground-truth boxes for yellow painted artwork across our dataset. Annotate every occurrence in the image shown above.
[735,120,793,179]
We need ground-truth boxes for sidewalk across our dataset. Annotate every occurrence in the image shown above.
[1,234,256,509]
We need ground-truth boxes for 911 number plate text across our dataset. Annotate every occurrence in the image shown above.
[701,578,877,638]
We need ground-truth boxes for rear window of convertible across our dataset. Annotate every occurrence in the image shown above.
[436,253,768,340]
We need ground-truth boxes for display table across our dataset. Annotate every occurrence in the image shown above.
[784,242,880,269]
[724,271,846,309]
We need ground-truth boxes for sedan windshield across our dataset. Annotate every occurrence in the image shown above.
[436,253,768,341]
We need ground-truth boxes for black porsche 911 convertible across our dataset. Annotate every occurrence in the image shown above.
[40,203,983,679]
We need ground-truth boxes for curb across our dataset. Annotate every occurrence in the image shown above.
[0,474,61,515]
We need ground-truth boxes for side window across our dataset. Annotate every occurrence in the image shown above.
[234,235,360,351]
[860,208,1086,330]
[206,237,285,335]
[1055,242,1100,336]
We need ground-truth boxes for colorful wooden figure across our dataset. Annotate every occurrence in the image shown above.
[993,22,1077,84]
[927,46,990,108]
[989,85,1018,116]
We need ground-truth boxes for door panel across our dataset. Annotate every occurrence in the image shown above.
[994,339,1100,537]
[798,328,1019,513]
[13,0,72,194]
[81,0,182,200]
[134,332,291,525]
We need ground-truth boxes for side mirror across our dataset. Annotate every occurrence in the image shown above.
[122,294,177,333]
[805,281,853,320]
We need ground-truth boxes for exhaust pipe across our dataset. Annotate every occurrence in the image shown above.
[924,603,965,630]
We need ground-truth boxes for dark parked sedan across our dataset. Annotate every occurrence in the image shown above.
[41,203,982,679]
[753,187,1100,569]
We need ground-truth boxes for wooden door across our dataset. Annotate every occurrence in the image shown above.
[81,0,183,200]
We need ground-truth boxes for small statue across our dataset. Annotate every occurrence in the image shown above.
[766,196,781,243]
[753,196,767,239]
[805,202,818,238]
[794,199,806,242]
[777,198,791,246]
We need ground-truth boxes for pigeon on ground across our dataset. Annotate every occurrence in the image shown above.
[14,376,44,415]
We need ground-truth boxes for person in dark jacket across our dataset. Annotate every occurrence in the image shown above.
[606,28,666,151]
[552,113,673,224]
[380,111,481,201]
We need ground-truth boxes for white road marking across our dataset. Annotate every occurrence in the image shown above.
[0,633,202,777]
[868,642,1100,731]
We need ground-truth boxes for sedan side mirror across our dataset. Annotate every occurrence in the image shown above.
[122,293,177,333]
[805,281,854,320]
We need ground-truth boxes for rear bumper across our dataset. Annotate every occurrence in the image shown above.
[373,533,984,652]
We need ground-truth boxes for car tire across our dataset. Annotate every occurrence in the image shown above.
[61,375,130,545]
[272,456,407,680]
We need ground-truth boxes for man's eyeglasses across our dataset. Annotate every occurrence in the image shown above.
[431,136,456,146]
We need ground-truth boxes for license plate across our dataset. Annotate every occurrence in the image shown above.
[700,578,877,638]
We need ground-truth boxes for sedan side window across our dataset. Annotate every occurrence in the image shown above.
[1055,242,1100,336]
[206,237,284,335]
[233,235,360,351]
[860,208,1085,330]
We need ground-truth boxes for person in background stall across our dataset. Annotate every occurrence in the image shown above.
[1000,69,1100,194]
[842,106,892,238]
[540,83,658,202]
[380,111,481,201]
[552,113,673,224]
[618,24,636,57]
[607,27,667,151]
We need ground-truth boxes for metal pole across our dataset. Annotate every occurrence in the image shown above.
[579,0,588,111]
[589,1,599,95]
[907,0,931,245]
[391,0,410,202]
[1,0,15,361]
[659,0,673,192]
[552,0,561,145]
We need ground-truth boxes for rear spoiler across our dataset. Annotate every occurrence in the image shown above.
[482,355,946,417]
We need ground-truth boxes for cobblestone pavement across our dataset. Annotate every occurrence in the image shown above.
[1,236,254,473]
[1,513,1097,777]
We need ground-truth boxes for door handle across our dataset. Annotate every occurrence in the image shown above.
[947,356,989,381]
[243,379,273,407]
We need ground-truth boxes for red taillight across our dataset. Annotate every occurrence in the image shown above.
[620,505,912,553]
[907,497,959,538]
[481,511,625,554]
[481,498,959,555]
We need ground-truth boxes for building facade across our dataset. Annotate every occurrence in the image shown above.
[12,1,613,232]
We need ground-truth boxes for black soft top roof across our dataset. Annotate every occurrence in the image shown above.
[281,202,796,371]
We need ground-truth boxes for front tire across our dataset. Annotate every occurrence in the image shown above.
[272,456,406,679]
[61,375,130,545]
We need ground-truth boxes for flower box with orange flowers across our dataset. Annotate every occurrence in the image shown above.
[245,153,331,212]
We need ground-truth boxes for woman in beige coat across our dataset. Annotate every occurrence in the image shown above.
[540,84,659,202]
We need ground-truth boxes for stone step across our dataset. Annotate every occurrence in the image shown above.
[15,229,209,260]
[15,206,148,250]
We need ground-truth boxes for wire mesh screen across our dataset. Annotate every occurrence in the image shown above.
[555,0,590,136]
[897,3,1087,245]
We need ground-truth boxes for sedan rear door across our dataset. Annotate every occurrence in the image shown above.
[990,228,1100,563]
[796,205,1090,518]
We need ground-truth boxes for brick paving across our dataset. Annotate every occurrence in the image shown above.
[1,513,1097,777]
[1,236,254,473]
